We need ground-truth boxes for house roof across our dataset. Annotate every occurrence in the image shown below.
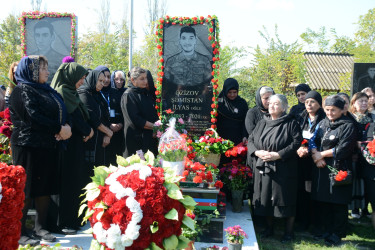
[303,52,354,91]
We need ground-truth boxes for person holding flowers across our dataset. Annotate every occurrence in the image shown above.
[247,94,302,243]
[10,55,72,245]
[217,78,248,144]
[121,67,158,157]
[295,91,325,231]
[310,95,356,246]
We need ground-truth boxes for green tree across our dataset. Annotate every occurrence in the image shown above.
[0,14,21,86]
[355,8,375,50]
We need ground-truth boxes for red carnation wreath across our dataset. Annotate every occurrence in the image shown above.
[0,163,26,250]
[80,152,196,250]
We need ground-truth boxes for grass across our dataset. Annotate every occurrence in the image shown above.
[254,206,375,250]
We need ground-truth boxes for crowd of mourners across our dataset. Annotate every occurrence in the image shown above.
[3,55,375,247]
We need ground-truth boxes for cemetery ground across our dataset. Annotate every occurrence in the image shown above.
[255,202,375,250]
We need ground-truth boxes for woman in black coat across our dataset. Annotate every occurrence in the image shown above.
[289,83,311,120]
[50,62,94,232]
[363,123,375,229]
[77,70,113,168]
[104,70,126,165]
[245,86,274,136]
[248,94,302,243]
[10,56,72,245]
[121,67,158,157]
[311,95,356,246]
[217,78,248,144]
[295,91,325,231]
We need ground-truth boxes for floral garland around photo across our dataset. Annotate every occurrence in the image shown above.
[0,163,26,249]
[19,11,77,58]
[80,151,197,250]
[154,15,220,129]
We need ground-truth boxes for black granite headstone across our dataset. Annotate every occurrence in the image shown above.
[351,63,375,95]
[162,23,215,137]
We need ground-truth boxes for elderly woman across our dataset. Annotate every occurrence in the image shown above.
[78,70,113,167]
[105,70,127,165]
[245,86,274,136]
[348,92,372,218]
[248,94,302,243]
[121,67,158,157]
[50,62,93,233]
[217,78,248,144]
[10,56,72,245]
[295,91,325,231]
[289,83,311,119]
[311,95,356,246]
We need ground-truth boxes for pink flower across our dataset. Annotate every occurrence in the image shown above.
[178,118,184,124]
[157,131,163,138]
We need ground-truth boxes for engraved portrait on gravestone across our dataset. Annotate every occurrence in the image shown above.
[162,24,214,137]
[164,26,212,87]
[26,17,72,83]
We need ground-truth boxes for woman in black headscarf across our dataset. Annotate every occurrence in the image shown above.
[289,83,311,119]
[121,67,158,157]
[77,70,113,167]
[104,70,127,165]
[295,91,326,231]
[217,78,248,144]
[245,86,274,136]
[311,95,356,246]
[50,62,93,233]
[10,55,72,245]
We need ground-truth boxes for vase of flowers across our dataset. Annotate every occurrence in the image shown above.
[190,129,234,165]
[158,118,188,176]
[225,225,248,250]
[220,159,252,212]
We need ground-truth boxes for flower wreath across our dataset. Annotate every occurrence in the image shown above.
[0,163,26,249]
[19,11,77,58]
[80,152,197,250]
[154,15,220,129]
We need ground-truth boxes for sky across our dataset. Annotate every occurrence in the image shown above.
[1,0,374,61]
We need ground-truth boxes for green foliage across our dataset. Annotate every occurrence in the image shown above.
[0,14,21,86]
[355,8,375,50]
[77,19,130,72]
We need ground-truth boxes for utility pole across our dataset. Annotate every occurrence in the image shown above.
[129,0,133,70]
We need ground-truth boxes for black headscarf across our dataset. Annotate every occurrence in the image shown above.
[218,78,248,120]
[325,95,345,110]
[255,86,275,112]
[95,65,111,98]
[295,83,311,95]
[77,70,105,103]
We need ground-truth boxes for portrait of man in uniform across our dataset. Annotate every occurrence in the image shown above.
[352,63,375,94]
[358,66,375,91]
[164,26,212,86]
[26,18,72,83]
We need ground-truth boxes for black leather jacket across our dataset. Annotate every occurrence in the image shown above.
[10,84,65,148]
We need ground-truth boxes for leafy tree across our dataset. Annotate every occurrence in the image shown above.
[355,8,375,50]
[0,14,21,86]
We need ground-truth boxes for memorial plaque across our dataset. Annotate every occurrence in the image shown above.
[155,16,220,137]
[21,12,77,84]
[351,63,375,95]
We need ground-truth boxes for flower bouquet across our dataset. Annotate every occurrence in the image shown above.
[361,138,375,165]
[225,225,248,245]
[158,118,188,176]
[0,108,13,164]
[220,160,252,191]
[79,151,197,250]
[327,164,352,193]
[190,129,234,165]
[0,163,26,249]
[224,142,247,158]
[153,109,187,139]
[181,158,223,189]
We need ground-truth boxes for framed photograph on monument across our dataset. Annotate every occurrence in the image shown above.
[20,11,77,83]
[351,63,375,95]
[155,16,220,137]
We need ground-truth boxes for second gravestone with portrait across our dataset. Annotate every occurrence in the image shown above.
[155,16,220,137]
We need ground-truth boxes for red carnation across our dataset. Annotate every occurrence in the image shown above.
[193,175,203,183]
[215,180,223,189]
